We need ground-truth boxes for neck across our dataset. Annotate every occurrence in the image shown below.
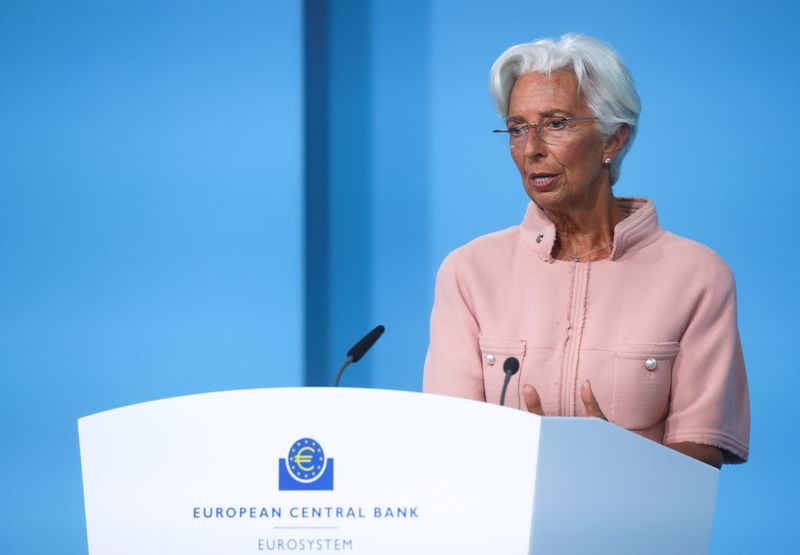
[545,191,626,262]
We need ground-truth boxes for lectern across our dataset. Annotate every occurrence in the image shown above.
[78,388,718,554]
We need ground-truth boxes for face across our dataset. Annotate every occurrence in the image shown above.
[506,71,623,214]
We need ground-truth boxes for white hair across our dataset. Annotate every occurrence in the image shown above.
[489,34,641,184]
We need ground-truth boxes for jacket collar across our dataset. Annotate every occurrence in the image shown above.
[519,198,664,262]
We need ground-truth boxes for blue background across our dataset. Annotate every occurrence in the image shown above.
[1,0,797,551]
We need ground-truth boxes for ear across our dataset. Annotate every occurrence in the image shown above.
[602,124,630,161]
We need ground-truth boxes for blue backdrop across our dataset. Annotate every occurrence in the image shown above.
[0,1,303,551]
[1,0,798,552]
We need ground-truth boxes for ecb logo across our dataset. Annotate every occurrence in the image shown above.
[278,438,334,491]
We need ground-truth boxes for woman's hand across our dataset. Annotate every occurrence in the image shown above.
[523,379,607,419]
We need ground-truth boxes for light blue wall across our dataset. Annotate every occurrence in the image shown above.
[2,0,797,552]
[367,1,432,390]
[0,1,303,551]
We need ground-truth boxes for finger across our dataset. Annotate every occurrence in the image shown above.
[522,384,545,416]
[580,379,607,420]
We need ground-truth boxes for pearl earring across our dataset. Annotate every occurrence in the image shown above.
[603,157,612,166]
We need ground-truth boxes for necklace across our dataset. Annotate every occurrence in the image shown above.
[553,204,628,262]
[556,238,615,262]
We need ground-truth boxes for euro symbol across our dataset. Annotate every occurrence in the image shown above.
[292,446,316,472]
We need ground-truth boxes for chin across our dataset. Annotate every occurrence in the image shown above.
[526,188,563,209]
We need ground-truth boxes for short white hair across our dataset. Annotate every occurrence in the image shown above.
[489,34,640,184]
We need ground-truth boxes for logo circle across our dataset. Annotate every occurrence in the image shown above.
[286,438,326,483]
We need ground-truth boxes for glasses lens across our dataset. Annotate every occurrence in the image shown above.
[507,121,559,147]
[539,117,568,145]
[508,124,526,148]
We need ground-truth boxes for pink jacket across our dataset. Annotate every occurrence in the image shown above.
[423,198,749,463]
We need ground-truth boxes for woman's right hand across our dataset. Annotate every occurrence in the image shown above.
[522,384,546,415]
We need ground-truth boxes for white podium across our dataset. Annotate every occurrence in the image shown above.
[78,388,718,554]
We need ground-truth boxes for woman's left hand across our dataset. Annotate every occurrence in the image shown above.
[580,379,607,419]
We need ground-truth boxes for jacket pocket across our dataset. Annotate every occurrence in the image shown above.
[479,335,526,409]
[611,342,679,431]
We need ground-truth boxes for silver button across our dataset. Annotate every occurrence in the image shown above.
[645,358,658,371]
[536,233,544,244]
[484,353,496,366]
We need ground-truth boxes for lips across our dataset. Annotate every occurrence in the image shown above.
[528,173,559,191]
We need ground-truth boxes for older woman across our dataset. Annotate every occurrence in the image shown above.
[423,34,749,468]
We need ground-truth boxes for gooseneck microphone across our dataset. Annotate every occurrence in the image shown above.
[333,325,386,386]
[499,356,520,406]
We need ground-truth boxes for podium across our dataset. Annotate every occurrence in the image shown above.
[78,388,718,554]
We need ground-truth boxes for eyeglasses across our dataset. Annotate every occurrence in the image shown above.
[493,116,597,147]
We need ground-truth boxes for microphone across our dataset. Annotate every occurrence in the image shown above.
[499,357,520,406]
[334,325,386,386]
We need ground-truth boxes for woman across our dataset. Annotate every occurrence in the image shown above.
[422,34,749,468]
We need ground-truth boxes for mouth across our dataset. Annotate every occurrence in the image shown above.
[528,173,559,191]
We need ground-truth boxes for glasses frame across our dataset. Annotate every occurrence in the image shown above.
[492,116,598,147]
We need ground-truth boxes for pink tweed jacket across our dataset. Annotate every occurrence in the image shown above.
[423,198,749,463]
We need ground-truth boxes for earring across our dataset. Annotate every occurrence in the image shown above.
[603,157,612,166]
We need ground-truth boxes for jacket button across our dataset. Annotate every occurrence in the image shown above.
[645,358,658,371]
[484,353,496,366]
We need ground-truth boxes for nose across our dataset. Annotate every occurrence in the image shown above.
[522,124,547,159]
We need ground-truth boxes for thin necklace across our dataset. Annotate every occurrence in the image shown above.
[556,238,615,262]
[554,205,628,262]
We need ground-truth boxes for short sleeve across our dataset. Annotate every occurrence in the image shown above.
[663,257,750,463]
[422,250,485,400]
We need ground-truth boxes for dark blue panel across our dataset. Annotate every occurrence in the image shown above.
[304,0,332,385]
[307,0,375,386]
